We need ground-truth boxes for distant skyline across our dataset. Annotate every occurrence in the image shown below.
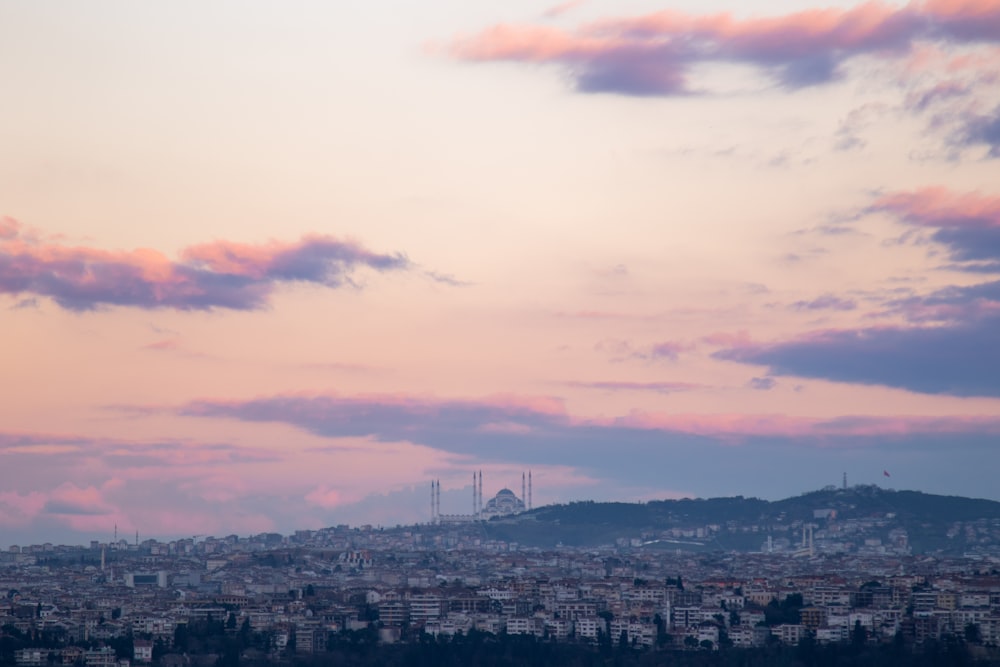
[2,0,999,546]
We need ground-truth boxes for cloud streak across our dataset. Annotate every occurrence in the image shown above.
[0,219,413,311]
[169,391,1000,505]
[178,391,1000,445]
[716,318,1000,396]
[791,294,858,311]
[712,187,1000,396]
[872,186,1000,272]
[957,106,1000,156]
[0,430,291,542]
[448,0,1000,95]
[562,380,700,393]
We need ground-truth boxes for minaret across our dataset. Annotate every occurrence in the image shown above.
[522,472,526,511]
[529,470,532,510]
[473,473,477,515]
[431,481,436,523]
[478,470,483,516]
[436,479,441,520]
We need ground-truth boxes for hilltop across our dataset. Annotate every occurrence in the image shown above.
[478,485,1000,554]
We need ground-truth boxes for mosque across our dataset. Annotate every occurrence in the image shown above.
[431,471,532,524]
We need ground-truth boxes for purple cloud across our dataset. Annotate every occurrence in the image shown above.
[717,313,1000,396]
[748,377,777,391]
[563,380,699,393]
[871,187,1000,272]
[712,187,1000,397]
[0,220,418,311]
[791,294,858,311]
[449,0,1000,96]
[650,341,686,361]
[956,105,1000,157]
[596,338,688,363]
[171,391,1000,505]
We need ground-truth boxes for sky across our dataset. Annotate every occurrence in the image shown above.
[2,0,1000,547]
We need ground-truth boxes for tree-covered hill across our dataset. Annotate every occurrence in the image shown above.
[479,486,1000,553]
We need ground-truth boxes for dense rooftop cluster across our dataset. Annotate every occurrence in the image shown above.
[3,519,1000,666]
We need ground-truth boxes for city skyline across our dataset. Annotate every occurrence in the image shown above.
[2,0,1000,546]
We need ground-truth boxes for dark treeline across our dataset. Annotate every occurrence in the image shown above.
[6,623,1000,667]
[284,632,993,667]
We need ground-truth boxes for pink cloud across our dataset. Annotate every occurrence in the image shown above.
[924,0,1000,40]
[0,429,282,471]
[701,330,756,348]
[871,187,1000,269]
[945,46,1000,75]
[650,341,687,360]
[544,0,585,19]
[0,491,47,527]
[595,338,691,362]
[563,380,700,393]
[554,309,635,320]
[873,187,1000,228]
[0,220,415,311]
[143,338,180,351]
[0,217,21,239]
[0,430,296,541]
[904,80,972,110]
[39,482,123,534]
[450,23,618,62]
[305,485,344,509]
[448,0,1000,94]
[178,389,1000,445]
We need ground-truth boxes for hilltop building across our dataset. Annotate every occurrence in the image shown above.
[431,471,533,524]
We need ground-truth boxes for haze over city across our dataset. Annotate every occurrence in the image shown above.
[2,0,1000,547]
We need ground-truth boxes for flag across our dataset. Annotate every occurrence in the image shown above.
[883,470,890,477]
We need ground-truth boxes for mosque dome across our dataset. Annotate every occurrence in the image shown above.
[483,487,525,517]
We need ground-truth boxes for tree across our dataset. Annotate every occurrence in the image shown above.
[964,622,982,644]
[654,614,671,648]
[173,623,189,651]
[109,635,133,660]
[152,638,167,661]
[852,620,868,648]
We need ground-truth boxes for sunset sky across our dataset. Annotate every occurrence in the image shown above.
[2,0,1000,546]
